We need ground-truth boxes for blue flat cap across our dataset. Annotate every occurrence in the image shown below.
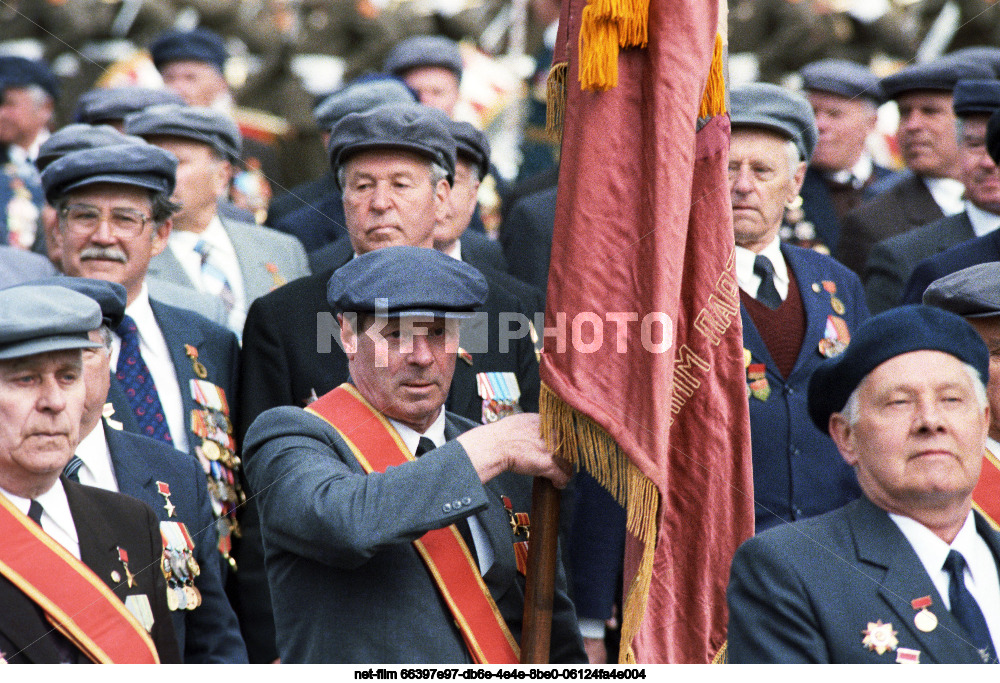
[988,108,1000,165]
[74,86,185,125]
[953,79,1000,116]
[328,102,456,186]
[384,35,463,77]
[125,104,242,162]
[923,263,1000,318]
[0,285,102,360]
[36,124,145,172]
[25,276,127,330]
[807,304,989,433]
[948,46,1000,78]
[448,120,490,180]
[314,76,416,132]
[328,245,488,318]
[149,28,228,73]
[729,82,818,162]
[881,56,993,100]
[0,56,58,100]
[800,59,883,104]
[40,142,178,204]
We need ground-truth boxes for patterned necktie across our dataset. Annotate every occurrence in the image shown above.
[116,315,173,444]
[944,549,997,663]
[63,455,84,483]
[194,239,236,316]
[753,254,782,309]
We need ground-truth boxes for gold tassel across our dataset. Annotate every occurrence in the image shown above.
[578,8,619,92]
[546,62,568,137]
[698,34,727,120]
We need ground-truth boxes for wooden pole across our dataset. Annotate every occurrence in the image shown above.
[519,476,561,663]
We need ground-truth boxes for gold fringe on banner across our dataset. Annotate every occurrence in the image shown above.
[698,34,727,120]
[712,641,728,663]
[540,383,660,663]
[576,0,649,91]
[546,62,568,137]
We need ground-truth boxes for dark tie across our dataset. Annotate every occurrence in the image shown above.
[63,455,84,483]
[414,436,477,561]
[27,499,43,525]
[753,255,782,309]
[26,500,79,663]
[415,437,436,457]
[944,549,997,663]
[116,315,173,444]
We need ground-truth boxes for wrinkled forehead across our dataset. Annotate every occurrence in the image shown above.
[860,349,974,394]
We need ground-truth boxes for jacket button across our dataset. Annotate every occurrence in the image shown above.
[452,499,463,509]
[462,497,471,505]
[443,503,452,512]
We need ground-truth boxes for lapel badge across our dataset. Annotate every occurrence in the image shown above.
[102,402,124,430]
[117,546,136,588]
[818,315,850,358]
[111,570,121,583]
[184,344,208,379]
[910,595,937,633]
[896,647,920,664]
[266,262,286,289]
[811,282,821,293]
[156,481,177,517]
[822,280,846,315]
[743,348,752,368]
[477,372,522,424]
[747,363,770,401]
[458,347,474,366]
[861,620,898,655]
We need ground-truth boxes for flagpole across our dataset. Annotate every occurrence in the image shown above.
[519,476,561,662]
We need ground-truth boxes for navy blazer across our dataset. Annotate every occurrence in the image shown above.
[104,424,247,663]
[800,163,898,253]
[728,497,1000,663]
[741,245,868,532]
[902,227,1000,304]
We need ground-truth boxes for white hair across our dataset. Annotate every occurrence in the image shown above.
[784,140,801,176]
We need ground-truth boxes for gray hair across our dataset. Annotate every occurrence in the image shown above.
[785,140,801,176]
[337,159,449,189]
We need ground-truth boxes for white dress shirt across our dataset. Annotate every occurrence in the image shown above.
[924,176,966,217]
[735,236,790,301]
[74,424,120,492]
[111,283,189,454]
[827,155,875,189]
[2,482,80,560]
[965,203,1000,238]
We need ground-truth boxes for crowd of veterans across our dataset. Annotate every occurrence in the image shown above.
[2,0,1000,667]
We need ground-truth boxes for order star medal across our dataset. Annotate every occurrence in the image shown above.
[862,620,898,655]
[747,363,770,401]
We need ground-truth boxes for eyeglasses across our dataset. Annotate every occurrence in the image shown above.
[60,204,152,237]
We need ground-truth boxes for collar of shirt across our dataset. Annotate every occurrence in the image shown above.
[988,437,1000,459]
[827,155,874,188]
[1,481,81,560]
[444,239,462,261]
[388,409,448,455]
[8,129,49,165]
[735,237,790,301]
[964,203,1000,238]
[924,176,966,216]
[74,423,119,492]
[168,216,247,321]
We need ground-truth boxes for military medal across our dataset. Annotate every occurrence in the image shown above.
[861,620,898,655]
[117,546,136,588]
[124,595,155,632]
[822,280,846,315]
[458,347,473,366]
[747,363,770,401]
[896,648,920,664]
[266,262,286,288]
[184,344,208,379]
[818,315,850,358]
[811,282,821,293]
[102,402,123,430]
[156,481,176,517]
[476,372,522,424]
[911,596,937,633]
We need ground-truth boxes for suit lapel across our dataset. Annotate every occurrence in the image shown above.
[901,175,944,227]
[65,480,129,604]
[150,301,204,457]
[739,305,779,378]
[221,217,268,302]
[106,374,142,434]
[148,248,195,289]
[105,424,156,503]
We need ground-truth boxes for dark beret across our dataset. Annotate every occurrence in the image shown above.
[800,59,883,103]
[26,276,127,330]
[729,82,817,162]
[36,124,145,172]
[40,142,178,204]
[328,245,488,318]
[125,104,242,162]
[923,263,1000,318]
[953,79,1000,117]
[74,86,185,125]
[807,305,989,434]
[328,102,456,186]
[989,107,1000,165]
[149,28,228,73]
[313,76,416,131]
[448,120,490,179]
[0,286,101,360]
[880,56,993,100]
[0,56,58,100]
[384,35,463,77]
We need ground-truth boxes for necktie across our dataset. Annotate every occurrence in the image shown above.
[63,455,84,483]
[415,437,436,457]
[27,499,43,525]
[944,549,997,663]
[753,254,782,309]
[194,239,236,316]
[414,436,477,561]
[116,315,173,444]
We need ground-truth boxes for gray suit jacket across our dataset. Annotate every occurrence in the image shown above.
[243,405,585,664]
[728,497,1000,663]
[862,212,975,313]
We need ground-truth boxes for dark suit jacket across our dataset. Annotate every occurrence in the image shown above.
[265,171,338,229]
[742,245,868,532]
[836,172,945,274]
[499,185,557,297]
[800,163,899,253]
[902,228,1000,304]
[0,480,181,663]
[460,229,509,274]
[728,497,1000,663]
[104,424,248,663]
[863,211,976,313]
[244,406,585,663]
[276,187,347,255]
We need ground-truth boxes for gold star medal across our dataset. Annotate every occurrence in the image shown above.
[156,481,176,517]
[861,620,898,655]
[117,546,136,588]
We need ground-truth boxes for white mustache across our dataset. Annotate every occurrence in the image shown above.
[79,246,127,263]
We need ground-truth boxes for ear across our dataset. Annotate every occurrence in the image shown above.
[789,160,807,200]
[149,218,172,257]
[213,160,233,197]
[339,313,357,358]
[828,412,858,467]
[433,178,451,225]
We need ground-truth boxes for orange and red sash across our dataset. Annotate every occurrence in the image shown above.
[974,449,1000,531]
[307,383,520,664]
[0,493,159,663]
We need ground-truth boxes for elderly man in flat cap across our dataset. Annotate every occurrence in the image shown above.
[836,56,993,274]
[384,35,463,117]
[865,79,1000,313]
[244,245,584,663]
[729,82,869,533]
[728,305,1000,664]
[0,285,180,663]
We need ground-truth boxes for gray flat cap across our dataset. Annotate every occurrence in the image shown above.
[729,82,818,162]
[384,35,463,77]
[881,56,993,100]
[314,77,416,132]
[953,79,1000,116]
[0,285,102,360]
[74,86,186,125]
[448,120,490,180]
[328,102,456,186]
[800,59,883,103]
[36,124,145,172]
[328,245,488,318]
[949,46,1000,78]
[125,104,242,162]
[923,263,1000,318]
[25,276,127,330]
[40,142,178,204]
